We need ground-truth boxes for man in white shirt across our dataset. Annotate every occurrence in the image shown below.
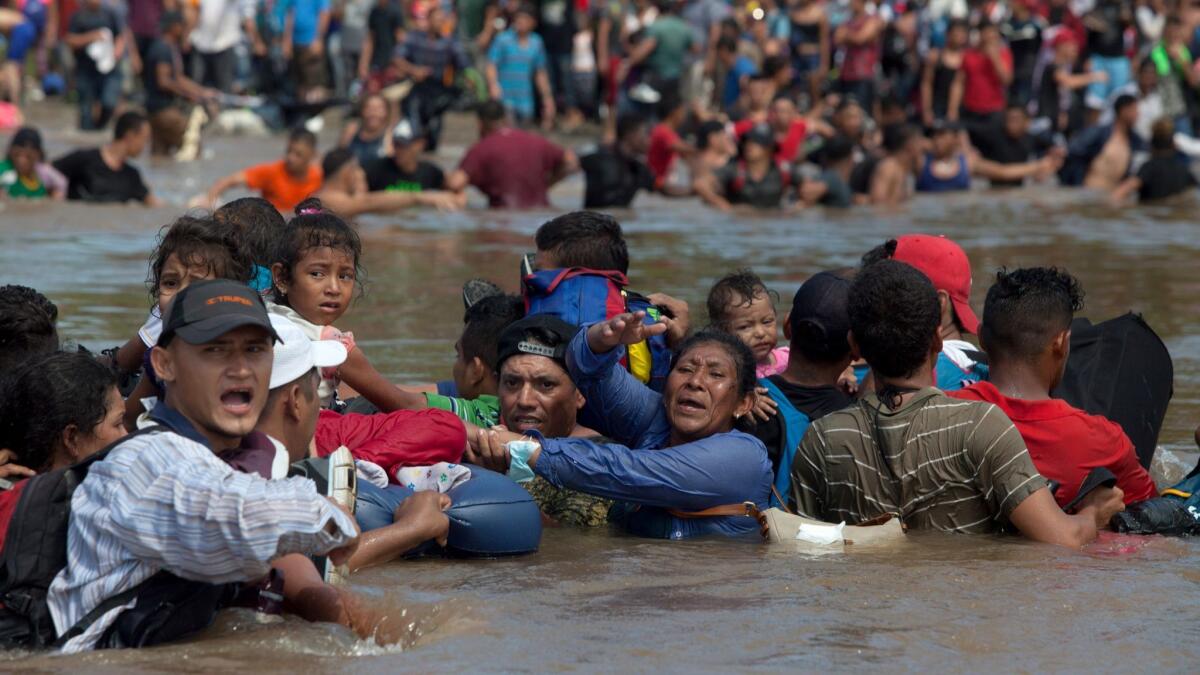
[47,280,359,652]
[187,0,257,92]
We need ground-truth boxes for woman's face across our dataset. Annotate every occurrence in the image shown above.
[663,343,752,444]
[62,386,127,467]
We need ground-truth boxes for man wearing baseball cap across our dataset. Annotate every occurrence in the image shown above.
[47,280,360,653]
[751,270,856,506]
[494,315,584,440]
[489,315,617,528]
[863,234,989,391]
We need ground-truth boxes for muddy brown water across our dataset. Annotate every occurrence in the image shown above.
[2,103,1199,671]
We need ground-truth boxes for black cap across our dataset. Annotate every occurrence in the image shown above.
[159,279,281,347]
[496,315,580,371]
[742,123,776,149]
[789,271,852,360]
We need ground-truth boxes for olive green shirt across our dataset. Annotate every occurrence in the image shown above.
[789,388,1046,533]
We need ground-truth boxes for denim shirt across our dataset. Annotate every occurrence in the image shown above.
[531,329,772,539]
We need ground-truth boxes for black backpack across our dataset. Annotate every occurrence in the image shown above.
[0,428,236,650]
[1051,313,1174,469]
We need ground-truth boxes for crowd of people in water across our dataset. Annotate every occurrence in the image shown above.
[5,0,1200,209]
[0,201,1192,652]
[1,0,1200,658]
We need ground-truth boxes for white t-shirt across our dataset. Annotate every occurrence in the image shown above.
[190,0,253,54]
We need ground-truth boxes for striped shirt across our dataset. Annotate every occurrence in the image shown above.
[47,408,357,652]
[789,388,1047,533]
[487,30,547,118]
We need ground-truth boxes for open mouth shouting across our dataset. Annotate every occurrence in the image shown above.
[219,386,256,416]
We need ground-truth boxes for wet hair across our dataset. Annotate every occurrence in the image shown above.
[213,196,287,265]
[848,260,940,379]
[271,198,365,304]
[1151,117,1176,152]
[0,285,59,378]
[656,90,685,120]
[762,55,788,79]
[288,127,318,149]
[149,215,255,298]
[823,135,854,163]
[462,294,525,371]
[114,111,148,140]
[0,351,117,472]
[980,267,1084,361]
[616,113,647,143]
[882,124,919,154]
[860,238,898,267]
[1114,94,1138,116]
[7,127,45,162]
[672,329,758,400]
[706,269,778,329]
[321,147,357,178]
[695,120,728,149]
[534,211,629,274]
[477,99,508,123]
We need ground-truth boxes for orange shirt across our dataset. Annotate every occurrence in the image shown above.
[243,160,322,212]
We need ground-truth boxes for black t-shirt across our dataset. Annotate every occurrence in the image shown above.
[1136,155,1197,202]
[581,145,654,208]
[749,376,854,474]
[536,0,576,55]
[368,2,406,71]
[142,39,180,113]
[974,126,1053,187]
[363,157,445,192]
[68,7,123,74]
[714,160,796,208]
[52,148,150,203]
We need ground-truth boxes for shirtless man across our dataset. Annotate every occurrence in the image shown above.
[313,148,464,217]
[868,123,924,206]
[1084,94,1140,190]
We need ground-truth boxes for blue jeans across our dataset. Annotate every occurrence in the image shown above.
[1086,55,1131,110]
[355,481,414,532]
[76,67,121,130]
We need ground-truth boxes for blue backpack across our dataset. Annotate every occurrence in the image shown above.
[759,377,812,509]
[522,268,673,392]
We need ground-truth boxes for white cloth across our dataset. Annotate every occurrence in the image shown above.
[48,429,357,652]
[941,339,981,371]
[393,462,472,493]
[138,307,162,348]
[190,0,255,54]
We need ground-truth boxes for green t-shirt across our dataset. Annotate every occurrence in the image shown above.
[0,159,48,199]
[644,16,694,82]
[424,393,500,428]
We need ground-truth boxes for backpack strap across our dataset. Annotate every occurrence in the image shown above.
[667,501,769,540]
[51,582,147,648]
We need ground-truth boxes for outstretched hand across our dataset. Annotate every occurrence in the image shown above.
[586,311,669,355]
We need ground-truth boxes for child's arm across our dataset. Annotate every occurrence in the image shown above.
[338,345,430,412]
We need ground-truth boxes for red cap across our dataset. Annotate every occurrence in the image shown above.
[892,234,979,335]
[1051,29,1079,50]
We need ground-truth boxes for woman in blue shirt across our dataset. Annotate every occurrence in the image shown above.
[469,312,772,539]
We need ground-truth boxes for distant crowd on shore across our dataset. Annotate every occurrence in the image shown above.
[4,0,1200,211]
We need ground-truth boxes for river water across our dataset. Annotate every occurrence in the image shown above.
[2,105,1199,671]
